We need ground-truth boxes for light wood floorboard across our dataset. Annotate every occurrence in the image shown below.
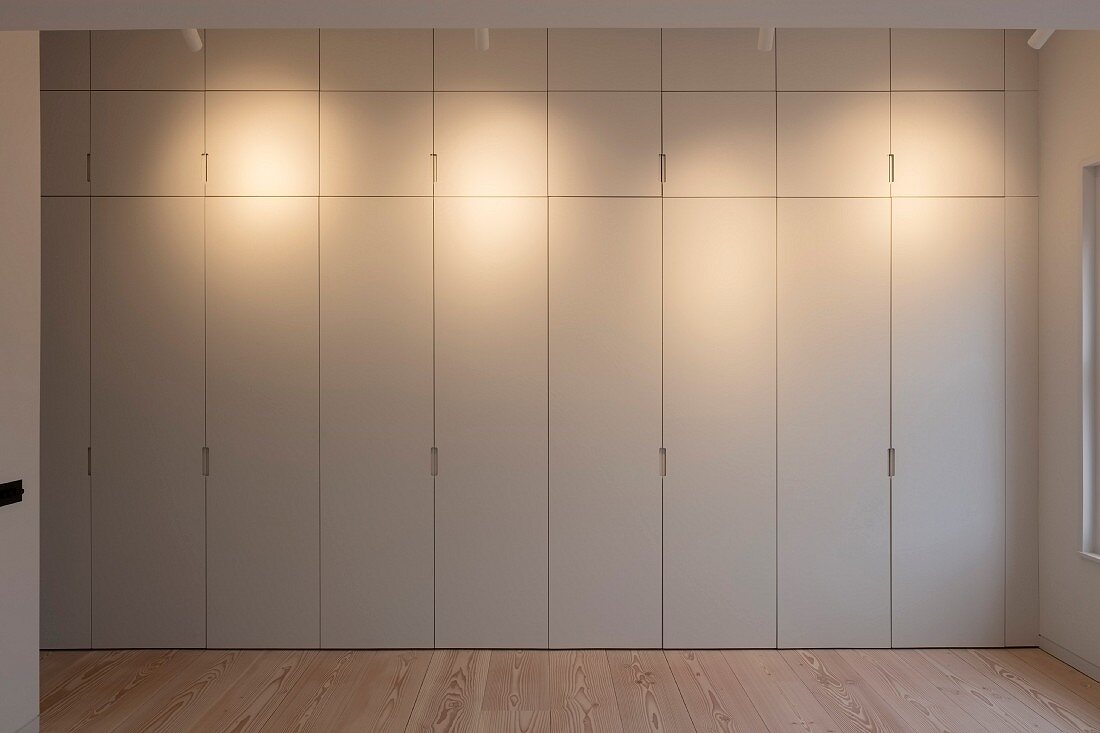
[40,648,1100,732]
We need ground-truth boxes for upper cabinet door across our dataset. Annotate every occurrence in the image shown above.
[41,91,89,196]
[41,31,90,90]
[206,29,320,90]
[777,92,890,197]
[776,29,889,91]
[434,29,547,91]
[777,198,891,649]
[434,92,547,196]
[321,29,433,91]
[891,91,1005,197]
[320,197,434,649]
[891,29,1005,90]
[91,30,204,90]
[549,198,662,648]
[206,91,320,196]
[662,92,776,197]
[320,92,433,196]
[90,197,206,648]
[892,198,1006,648]
[40,196,91,649]
[435,197,549,649]
[548,92,661,196]
[206,197,320,649]
[663,198,777,649]
[91,92,205,196]
[662,29,774,91]
[548,29,660,90]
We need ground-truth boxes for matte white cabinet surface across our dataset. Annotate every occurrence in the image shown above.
[434,92,547,196]
[548,92,661,196]
[662,29,775,91]
[320,197,434,649]
[777,198,891,649]
[434,29,547,91]
[776,29,890,91]
[206,197,320,649]
[90,91,205,196]
[205,29,320,91]
[663,198,777,648]
[549,29,661,90]
[320,29,433,91]
[549,197,662,648]
[662,92,776,197]
[41,91,89,196]
[40,31,90,90]
[90,197,206,648]
[891,29,1005,91]
[320,92,433,196]
[90,30,204,90]
[892,197,1006,648]
[891,91,1005,197]
[435,197,549,648]
[40,196,91,649]
[1006,91,1039,197]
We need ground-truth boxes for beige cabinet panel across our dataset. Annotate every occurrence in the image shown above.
[320,197,434,649]
[41,31,89,90]
[320,92,433,195]
[91,91,204,196]
[1005,30,1039,91]
[548,92,661,196]
[206,91,319,196]
[776,29,889,91]
[1007,91,1039,197]
[549,29,660,90]
[206,197,320,648]
[91,30,204,90]
[777,198,891,649]
[90,197,206,648]
[206,29,319,90]
[892,198,1006,648]
[662,29,775,91]
[320,29,433,90]
[1006,196,1039,646]
[434,29,547,91]
[434,91,547,196]
[40,196,91,649]
[891,29,1004,90]
[662,92,775,197]
[777,92,890,197]
[549,198,662,648]
[436,198,549,648]
[891,91,1004,197]
[41,91,89,196]
[664,198,777,648]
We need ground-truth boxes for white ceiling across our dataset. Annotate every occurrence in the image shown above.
[1,0,1099,31]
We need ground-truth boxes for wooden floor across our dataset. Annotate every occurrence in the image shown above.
[39,647,1100,732]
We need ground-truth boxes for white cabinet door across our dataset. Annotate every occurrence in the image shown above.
[776,29,889,91]
[206,197,320,648]
[435,197,549,648]
[662,92,776,197]
[891,29,1004,91]
[321,30,433,91]
[40,196,91,649]
[320,197,434,649]
[90,197,206,648]
[205,29,319,91]
[549,198,662,648]
[777,198,891,648]
[662,29,774,91]
[91,30,204,90]
[548,29,660,90]
[434,29,547,91]
[41,92,89,196]
[663,198,777,648]
[892,197,1006,647]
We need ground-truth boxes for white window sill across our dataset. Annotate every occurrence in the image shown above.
[1080,551,1100,566]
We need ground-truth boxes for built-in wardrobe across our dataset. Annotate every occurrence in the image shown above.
[40,27,1039,649]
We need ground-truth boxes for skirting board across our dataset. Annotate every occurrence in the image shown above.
[12,716,38,733]
[1040,635,1100,683]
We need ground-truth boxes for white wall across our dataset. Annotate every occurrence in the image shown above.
[0,30,41,733]
[1038,30,1100,675]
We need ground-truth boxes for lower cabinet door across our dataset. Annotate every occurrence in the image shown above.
[206,197,320,648]
[892,197,1006,647]
[434,198,549,648]
[777,198,891,648]
[90,197,206,648]
[549,197,662,648]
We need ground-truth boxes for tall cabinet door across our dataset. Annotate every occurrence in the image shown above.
[892,198,1006,647]
[90,197,206,647]
[41,196,91,649]
[549,197,662,648]
[435,197,549,648]
[663,198,777,648]
[777,198,891,648]
[320,197,434,649]
[206,197,320,648]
